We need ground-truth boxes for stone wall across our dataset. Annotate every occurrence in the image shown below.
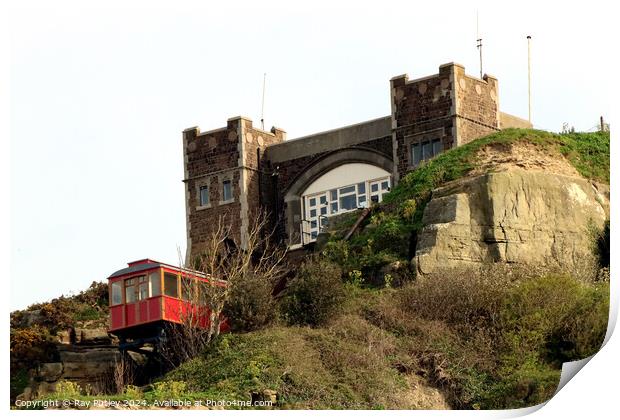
[183,119,243,259]
[453,65,500,146]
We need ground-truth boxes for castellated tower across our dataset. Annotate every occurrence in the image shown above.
[182,116,286,261]
[390,63,501,182]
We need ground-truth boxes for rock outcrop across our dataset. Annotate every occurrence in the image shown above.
[415,169,609,274]
[23,329,121,399]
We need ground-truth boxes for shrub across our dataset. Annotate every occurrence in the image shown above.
[280,259,345,327]
[224,274,277,332]
[151,380,188,400]
[123,385,143,399]
[48,380,83,399]
[10,325,57,370]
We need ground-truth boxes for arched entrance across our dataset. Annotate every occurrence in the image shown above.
[283,148,393,247]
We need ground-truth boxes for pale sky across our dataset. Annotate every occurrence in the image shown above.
[7,0,614,309]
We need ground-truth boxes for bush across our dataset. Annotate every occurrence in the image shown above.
[48,380,83,399]
[10,325,57,370]
[224,274,277,332]
[280,259,345,327]
[150,380,188,400]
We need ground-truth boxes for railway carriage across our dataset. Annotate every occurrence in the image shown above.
[107,258,228,348]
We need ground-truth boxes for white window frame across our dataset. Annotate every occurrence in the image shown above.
[301,176,391,244]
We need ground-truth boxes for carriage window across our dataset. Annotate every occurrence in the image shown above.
[164,272,179,298]
[181,277,194,301]
[125,285,136,303]
[138,278,148,301]
[111,282,122,305]
[149,271,161,296]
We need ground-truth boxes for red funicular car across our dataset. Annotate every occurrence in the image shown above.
[108,259,228,348]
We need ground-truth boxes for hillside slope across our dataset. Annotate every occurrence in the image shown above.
[163,129,609,410]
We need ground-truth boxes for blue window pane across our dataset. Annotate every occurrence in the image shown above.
[331,202,338,214]
[422,142,432,160]
[310,209,317,218]
[330,190,337,201]
[412,143,422,165]
[339,195,357,211]
[223,180,233,201]
[320,207,327,215]
[320,196,327,205]
[371,183,379,192]
[199,186,209,206]
[432,139,443,156]
[311,231,318,239]
[357,182,366,194]
[381,181,389,190]
[310,220,317,229]
[309,197,316,207]
[339,186,355,195]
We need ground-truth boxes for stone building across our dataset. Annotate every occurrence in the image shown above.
[182,63,531,261]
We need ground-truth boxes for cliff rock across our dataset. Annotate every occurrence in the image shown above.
[415,169,609,274]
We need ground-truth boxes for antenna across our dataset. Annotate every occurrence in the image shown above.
[476,11,483,79]
[260,73,266,131]
[527,35,532,123]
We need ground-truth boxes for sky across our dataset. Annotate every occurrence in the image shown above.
[6,0,615,310]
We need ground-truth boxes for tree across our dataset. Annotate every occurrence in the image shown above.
[161,211,287,366]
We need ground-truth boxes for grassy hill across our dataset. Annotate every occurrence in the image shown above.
[161,129,609,409]
[13,129,610,410]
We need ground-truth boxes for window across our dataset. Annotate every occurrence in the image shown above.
[357,182,366,194]
[138,283,148,300]
[149,271,161,296]
[432,139,443,155]
[412,143,422,165]
[302,175,390,244]
[411,138,443,167]
[340,195,356,210]
[339,186,355,195]
[164,272,179,298]
[181,277,194,301]
[199,185,209,206]
[125,278,136,304]
[111,282,122,305]
[222,179,233,202]
[422,141,432,160]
